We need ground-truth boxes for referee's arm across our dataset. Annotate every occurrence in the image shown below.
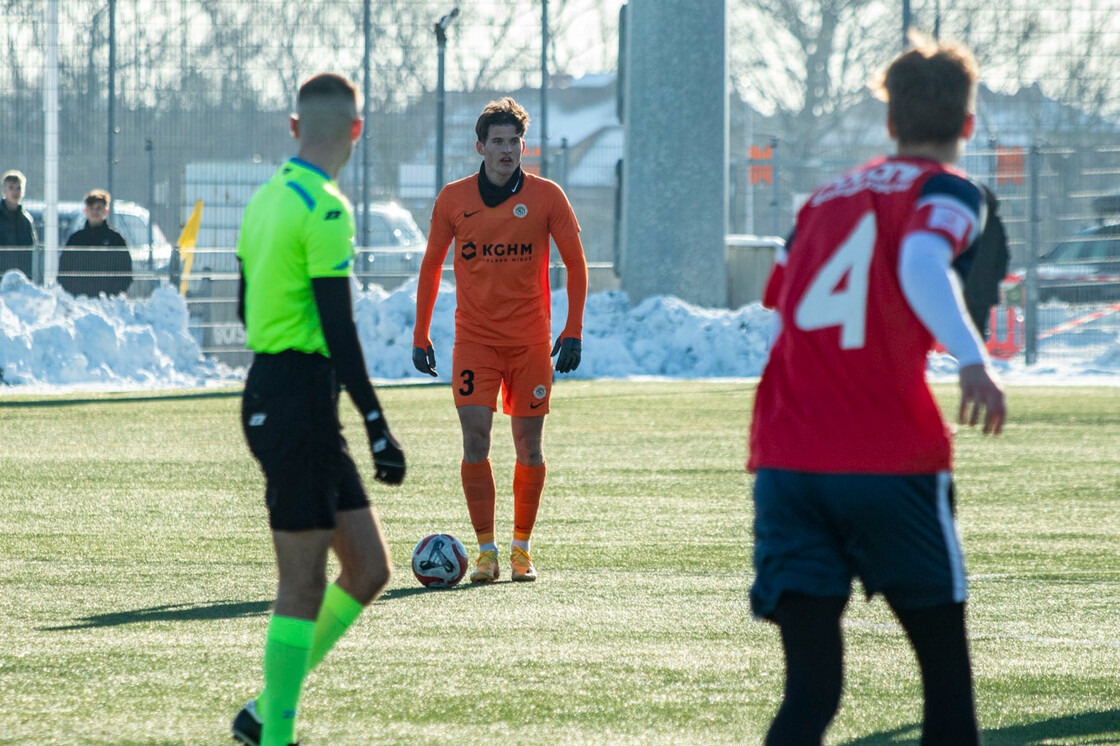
[311,276,381,417]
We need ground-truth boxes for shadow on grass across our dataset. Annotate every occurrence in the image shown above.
[41,600,273,630]
[0,390,242,408]
[379,579,502,601]
[0,380,442,409]
[843,709,1120,745]
[41,581,492,630]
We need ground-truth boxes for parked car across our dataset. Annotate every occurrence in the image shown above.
[1033,220,1120,303]
[352,201,426,289]
[23,199,173,274]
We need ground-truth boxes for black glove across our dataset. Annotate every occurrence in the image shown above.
[551,336,582,373]
[364,409,406,484]
[412,345,438,377]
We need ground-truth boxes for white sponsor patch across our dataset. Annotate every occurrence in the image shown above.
[928,205,970,242]
[810,162,925,206]
[533,384,547,399]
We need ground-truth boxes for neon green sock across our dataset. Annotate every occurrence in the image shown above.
[308,582,365,670]
[256,584,365,710]
[260,615,314,746]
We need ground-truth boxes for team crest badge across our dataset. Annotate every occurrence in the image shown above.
[533,384,547,399]
[513,203,528,218]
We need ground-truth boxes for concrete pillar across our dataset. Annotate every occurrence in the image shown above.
[621,0,727,307]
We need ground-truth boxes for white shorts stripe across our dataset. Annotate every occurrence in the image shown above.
[936,470,968,603]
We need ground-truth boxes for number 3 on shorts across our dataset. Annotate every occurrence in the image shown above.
[794,211,876,350]
[459,369,475,396]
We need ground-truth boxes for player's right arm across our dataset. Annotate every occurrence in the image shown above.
[412,188,455,376]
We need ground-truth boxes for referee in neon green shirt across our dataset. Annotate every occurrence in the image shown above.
[230,73,405,746]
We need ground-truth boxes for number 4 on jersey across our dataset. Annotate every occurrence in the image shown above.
[793,212,876,350]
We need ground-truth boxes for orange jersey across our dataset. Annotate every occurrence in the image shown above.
[414,172,584,347]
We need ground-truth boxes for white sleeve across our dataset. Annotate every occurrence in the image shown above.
[898,231,989,368]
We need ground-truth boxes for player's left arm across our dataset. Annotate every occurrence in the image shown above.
[550,189,586,373]
[306,202,406,482]
[303,199,378,416]
[899,174,987,363]
[551,232,586,373]
[898,175,1005,433]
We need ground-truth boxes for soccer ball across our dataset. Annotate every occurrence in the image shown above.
[411,533,468,588]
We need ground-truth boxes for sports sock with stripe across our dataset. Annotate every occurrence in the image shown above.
[260,614,314,746]
[462,459,496,547]
[512,461,546,543]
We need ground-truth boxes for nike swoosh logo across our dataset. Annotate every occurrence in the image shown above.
[529,401,544,409]
[464,210,481,218]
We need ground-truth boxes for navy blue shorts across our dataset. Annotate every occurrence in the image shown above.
[241,351,369,531]
[750,469,967,619]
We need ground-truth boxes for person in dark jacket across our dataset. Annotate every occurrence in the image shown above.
[956,184,1010,338]
[0,170,37,279]
[58,189,132,297]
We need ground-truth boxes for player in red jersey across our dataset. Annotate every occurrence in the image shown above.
[412,97,587,583]
[748,34,1005,746]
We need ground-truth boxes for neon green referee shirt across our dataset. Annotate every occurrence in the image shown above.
[236,158,356,355]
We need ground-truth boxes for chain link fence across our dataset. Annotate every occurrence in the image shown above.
[1,0,1118,368]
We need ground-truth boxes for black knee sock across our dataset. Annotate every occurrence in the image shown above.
[892,601,979,746]
[765,593,848,746]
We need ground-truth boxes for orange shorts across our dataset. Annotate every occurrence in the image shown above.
[452,340,553,416]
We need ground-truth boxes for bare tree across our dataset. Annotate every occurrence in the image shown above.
[730,0,896,154]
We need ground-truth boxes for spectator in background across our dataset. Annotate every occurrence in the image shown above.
[957,185,1010,338]
[0,170,37,279]
[58,189,132,297]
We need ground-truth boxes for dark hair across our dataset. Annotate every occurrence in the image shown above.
[298,73,358,108]
[877,32,979,145]
[475,97,530,143]
[84,189,111,207]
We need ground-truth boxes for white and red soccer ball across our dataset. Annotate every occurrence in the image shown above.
[411,533,468,588]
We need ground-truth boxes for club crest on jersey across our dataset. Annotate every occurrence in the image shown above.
[533,384,547,399]
[513,203,528,218]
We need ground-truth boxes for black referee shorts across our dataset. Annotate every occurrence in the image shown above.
[241,350,369,531]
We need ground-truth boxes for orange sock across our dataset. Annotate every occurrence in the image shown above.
[461,459,496,546]
[512,461,546,542]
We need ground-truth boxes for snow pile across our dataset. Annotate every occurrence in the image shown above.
[352,278,777,381]
[1,268,1118,391]
[0,271,236,388]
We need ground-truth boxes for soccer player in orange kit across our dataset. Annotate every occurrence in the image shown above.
[412,97,587,583]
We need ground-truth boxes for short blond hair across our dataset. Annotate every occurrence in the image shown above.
[296,73,359,146]
[2,170,26,188]
[84,189,111,207]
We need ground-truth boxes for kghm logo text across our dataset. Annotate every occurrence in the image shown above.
[461,241,534,262]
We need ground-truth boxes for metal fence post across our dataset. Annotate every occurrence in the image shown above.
[145,138,154,270]
[170,246,180,292]
[1025,144,1040,365]
[559,137,568,189]
[770,136,780,237]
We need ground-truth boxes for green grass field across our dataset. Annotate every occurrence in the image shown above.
[1,381,1118,745]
